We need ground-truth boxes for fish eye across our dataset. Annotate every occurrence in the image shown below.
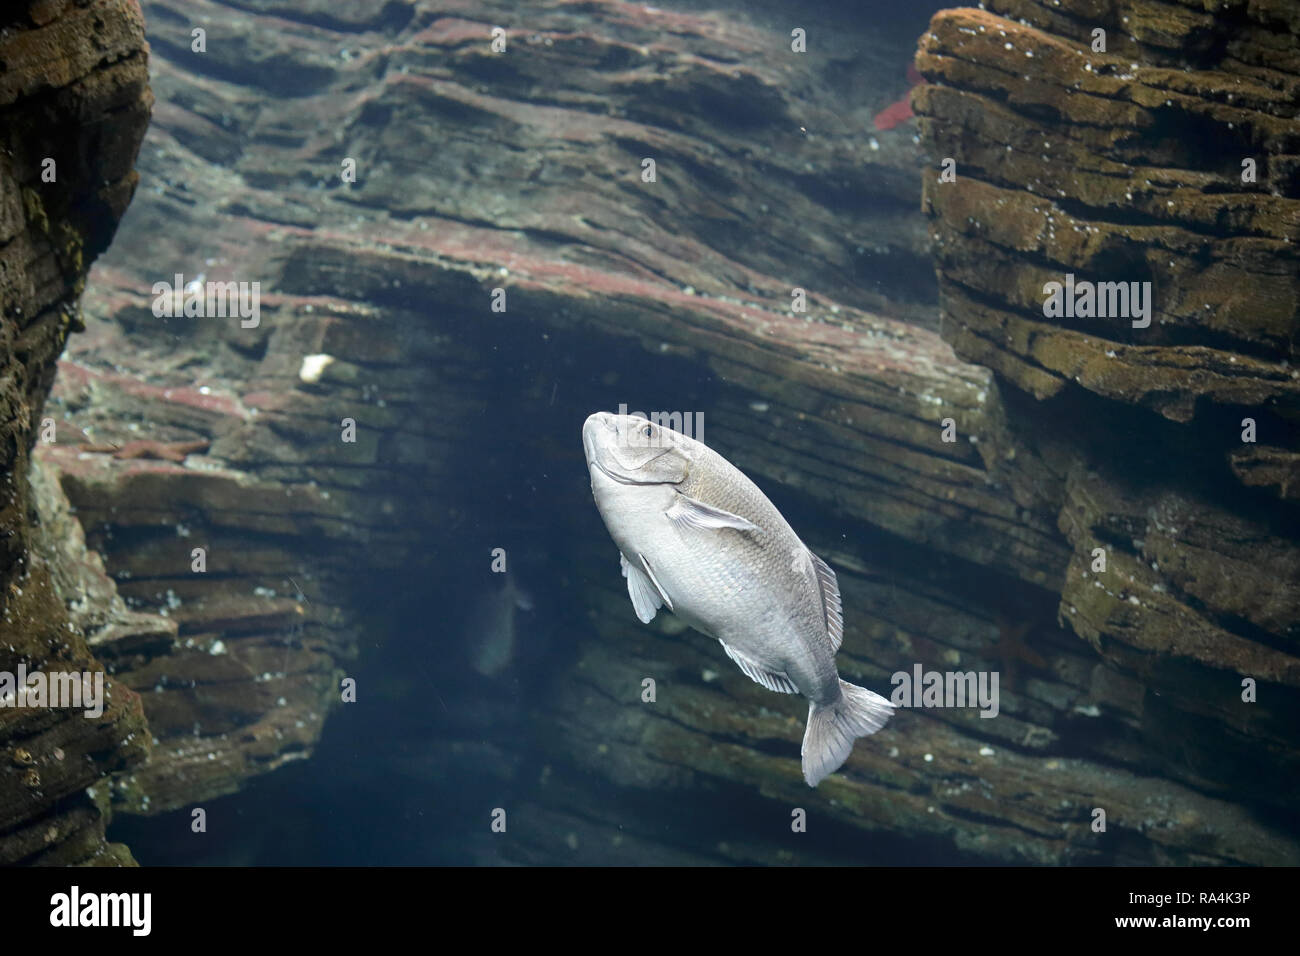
[642,424,653,438]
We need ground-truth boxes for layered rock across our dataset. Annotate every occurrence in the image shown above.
[32,0,963,860]
[6,0,1297,865]
[914,0,1300,835]
[0,0,152,864]
[915,2,1299,420]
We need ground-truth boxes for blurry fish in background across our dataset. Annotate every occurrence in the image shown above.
[467,575,534,677]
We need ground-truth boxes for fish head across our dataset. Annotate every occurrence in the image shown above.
[583,412,692,487]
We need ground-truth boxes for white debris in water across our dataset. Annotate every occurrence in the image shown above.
[209,640,226,656]
[979,746,995,756]
[299,354,335,384]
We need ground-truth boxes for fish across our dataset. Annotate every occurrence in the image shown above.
[582,411,893,786]
[467,575,533,677]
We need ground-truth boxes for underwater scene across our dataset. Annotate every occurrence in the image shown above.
[1,0,1298,881]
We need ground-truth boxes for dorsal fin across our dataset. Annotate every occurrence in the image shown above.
[809,550,843,653]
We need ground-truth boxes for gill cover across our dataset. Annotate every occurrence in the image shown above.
[594,416,690,485]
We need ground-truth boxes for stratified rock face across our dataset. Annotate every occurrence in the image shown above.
[916,1,1299,421]
[0,0,153,864]
[915,0,1300,851]
[36,0,963,858]
[17,0,1299,866]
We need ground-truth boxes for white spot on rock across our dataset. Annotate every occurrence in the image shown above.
[299,354,335,384]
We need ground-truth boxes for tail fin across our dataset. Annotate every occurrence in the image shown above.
[801,679,894,787]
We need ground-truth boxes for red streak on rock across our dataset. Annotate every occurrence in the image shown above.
[873,98,915,130]
[78,439,210,462]
[57,360,251,420]
[873,63,926,131]
[413,18,491,46]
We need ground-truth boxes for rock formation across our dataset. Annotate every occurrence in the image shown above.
[1,0,153,864]
[2,0,1295,864]
[914,0,1300,855]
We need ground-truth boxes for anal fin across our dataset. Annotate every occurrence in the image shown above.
[808,550,844,653]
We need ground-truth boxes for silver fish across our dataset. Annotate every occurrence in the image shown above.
[582,411,893,786]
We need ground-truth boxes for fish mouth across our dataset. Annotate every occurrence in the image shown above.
[589,455,679,487]
[582,412,611,470]
[588,456,663,486]
[584,414,626,483]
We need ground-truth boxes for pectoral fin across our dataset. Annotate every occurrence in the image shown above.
[666,493,760,533]
[621,551,672,623]
[719,641,799,694]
